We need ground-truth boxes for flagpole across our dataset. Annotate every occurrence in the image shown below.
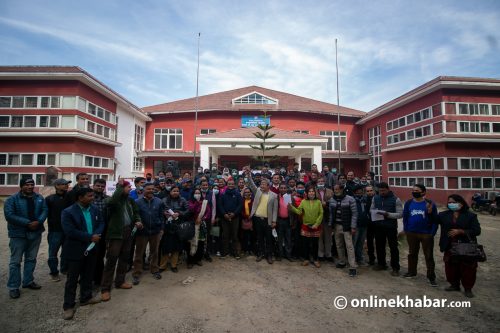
[335,38,341,173]
[192,32,201,177]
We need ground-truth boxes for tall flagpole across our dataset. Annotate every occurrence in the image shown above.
[192,32,201,176]
[335,38,341,173]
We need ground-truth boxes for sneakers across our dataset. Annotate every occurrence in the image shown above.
[152,272,162,280]
[101,291,111,302]
[132,277,140,285]
[9,289,20,299]
[464,289,474,298]
[349,269,357,277]
[403,272,416,278]
[50,274,61,282]
[391,270,400,277]
[63,308,75,320]
[117,282,133,289]
[428,279,438,287]
[445,285,460,292]
[23,282,42,290]
[335,263,346,269]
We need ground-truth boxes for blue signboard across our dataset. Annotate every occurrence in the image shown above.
[241,115,270,128]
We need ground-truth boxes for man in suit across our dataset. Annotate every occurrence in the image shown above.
[61,187,105,320]
[244,167,278,264]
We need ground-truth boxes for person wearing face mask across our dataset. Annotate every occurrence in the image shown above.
[187,188,211,268]
[129,177,146,200]
[240,188,254,255]
[199,180,216,262]
[289,186,323,268]
[194,167,205,185]
[329,184,358,277]
[211,185,223,256]
[276,183,293,261]
[316,177,334,262]
[221,167,231,181]
[364,186,377,265]
[438,194,481,298]
[370,182,403,277]
[217,179,243,259]
[291,182,306,259]
[402,184,439,287]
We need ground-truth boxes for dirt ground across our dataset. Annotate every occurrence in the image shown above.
[0,202,499,333]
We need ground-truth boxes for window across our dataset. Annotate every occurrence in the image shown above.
[24,116,37,127]
[479,104,489,115]
[50,97,60,108]
[11,116,23,127]
[424,160,433,170]
[425,178,434,188]
[61,116,75,129]
[0,174,5,185]
[47,154,56,165]
[8,154,19,165]
[85,156,93,167]
[87,122,95,133]
[460,159,470,169]
[233,93,277,105]
[62,96,76,109]
[104,111,110,122]
[97,107,104,119]
[416,160,424,170]
[154,128,183,149]
[7,173,19,185]
[200,129,216,135]
[293,130,310,134]
[493,123,500,133]
[483,178,493,189]
[0,97,12,107]
[102,159,109,168]
[472,177,481,188]
[49,116,59,127]
[21,154,33,165]
[134,125,145,151]
[471,158,481,169]
[59,153,73,167]
[40,97,50,108]
[133,157,144,172]
[319,130,347,151]
[25,97,38,108]
[78,97,87,112]
[408,161,415,170]
[88,103,96,115]
[493,105,500,115]
[368,126,382,182]
[96,124,103,136]
[0,154,6,165]
[482,159,492,170]
[459,104,468,115]
[37,154,46,166]
[12,97,24,108]
[0,116,9,127]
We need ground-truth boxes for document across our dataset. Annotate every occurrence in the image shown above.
[371,209,386,222]
[283,193,292,205]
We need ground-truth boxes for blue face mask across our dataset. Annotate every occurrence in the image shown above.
[317,184,325,190]
[297,189,305,195]
[213,189,219,195]
[448,203,461,211]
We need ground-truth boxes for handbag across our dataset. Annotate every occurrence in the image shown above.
[210,225,220,237]
[241,217,253,231]
[177,220,195,242]
[450,234,486,262]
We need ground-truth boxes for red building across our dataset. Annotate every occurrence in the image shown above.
[0,66,149,195]
[357,76,500,203]
[142,86,367,175]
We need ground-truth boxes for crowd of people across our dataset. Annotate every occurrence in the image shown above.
[3,162,482,320]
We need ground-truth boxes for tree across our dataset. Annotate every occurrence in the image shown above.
[249,110,280,166]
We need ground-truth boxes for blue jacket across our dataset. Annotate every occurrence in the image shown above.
[217,188,243,216]
[61,203,105,260]
[4,192,48,238]
[403,199,438,235]
[135,196,165,236]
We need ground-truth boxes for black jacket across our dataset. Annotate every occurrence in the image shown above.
[61,203,105,260]
[438,210,481,253]
[45,192,72,232]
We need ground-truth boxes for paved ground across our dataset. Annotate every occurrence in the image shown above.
[0,202,499,333]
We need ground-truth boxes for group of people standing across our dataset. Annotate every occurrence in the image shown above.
[3,163,482,320]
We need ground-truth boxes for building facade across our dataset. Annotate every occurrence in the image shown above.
[1,67,499,204]
[0,66,150,195]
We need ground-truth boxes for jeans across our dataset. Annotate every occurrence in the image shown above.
[64,252,96,310]
[8,236,42,290]
[47,231,67,275]
[277,217,292,258]
[352,226,367,263]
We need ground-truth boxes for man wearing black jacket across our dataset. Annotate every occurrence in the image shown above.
[45,179,72,281]
[217,179,243,258]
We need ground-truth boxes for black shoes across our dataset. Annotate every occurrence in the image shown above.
[22,282,42,290]
[170,267,178,273]
[132,277,140,285]
[349,269,357,277]
[390,270,400,277]
[403,272,416,278]
[9,289,20,299]
[428,279,438,287]
[445,285,461,292]
[267,257,273,264]
[335,263,346,269]
[372,265,388,271]
[256,256,263,262]
[464,290,474,298]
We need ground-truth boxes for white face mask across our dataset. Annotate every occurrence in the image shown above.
[213,189,219,195]
[194,194,201,201]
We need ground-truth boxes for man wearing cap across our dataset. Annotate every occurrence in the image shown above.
[4,178,48,299]
[100,179,142,302]
[45,178,72,281]
[61,187,105,320]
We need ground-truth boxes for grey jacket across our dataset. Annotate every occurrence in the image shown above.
[246,176,278,226]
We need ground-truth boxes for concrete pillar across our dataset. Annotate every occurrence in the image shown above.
[200,145,210,170]
[295,154,302,170]
[312,146,322,170]
[211,151,219,167]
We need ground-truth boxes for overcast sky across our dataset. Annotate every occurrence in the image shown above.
[0,0,499,111]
